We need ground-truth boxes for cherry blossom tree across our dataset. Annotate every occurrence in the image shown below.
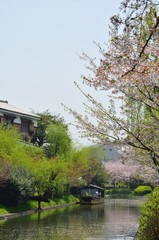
[63,0,159,168]
[104,160,139,187]
[104,160,159,188]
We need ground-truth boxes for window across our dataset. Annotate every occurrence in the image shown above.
[21,119,29,132]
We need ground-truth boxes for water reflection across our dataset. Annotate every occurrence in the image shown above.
[0,198,144,240]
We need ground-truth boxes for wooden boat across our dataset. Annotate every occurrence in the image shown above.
[80,184,105,205]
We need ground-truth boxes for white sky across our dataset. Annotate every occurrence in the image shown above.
[0,0,121,146]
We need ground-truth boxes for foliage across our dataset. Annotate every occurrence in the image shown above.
[67,146,108,188]
[0,125,35,168]
[83,158,108,187]
[134,186,152,196]
[0,125,21,160]
[23,143,44,161]
[0,126,37,206]
[29,158,55,198]
[28,155,70,202]
[81,146,108,187]
[50,158,69,198]
[154,186,159,192]
[36,110,67,147]
[35,111,72,158]
[63,195,79,203]
[45,123,72,158]
[63,0,159,167]
[0,121,109,209]
[0,205,9,215]
[0,126,62,207]
[0,200,37,214]
[0,157,11,186]
[0,166,34,206]
[67,147,91,187]
[9,166,34,202]
[105,188,132,196]
[138,189,159,240]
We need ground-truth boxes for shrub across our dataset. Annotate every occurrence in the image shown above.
[134,186,152,196]
[0,166,34,206]
[10,166,34,203]
[118,182,126,188]
[105,188,132,196]
[153,186,159,192]
[63,195,79,203]
[138,190,159,240]
[56,199,66,205]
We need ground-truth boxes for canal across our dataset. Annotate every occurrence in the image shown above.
[0,198,145,240]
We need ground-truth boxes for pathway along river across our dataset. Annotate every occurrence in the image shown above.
[0,197,145,240]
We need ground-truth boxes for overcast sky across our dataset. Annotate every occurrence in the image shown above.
[0,0,121,146]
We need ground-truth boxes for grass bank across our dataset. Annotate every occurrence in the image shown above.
[0,195,79,216]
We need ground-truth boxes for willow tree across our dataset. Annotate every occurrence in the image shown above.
[63,0,159,168]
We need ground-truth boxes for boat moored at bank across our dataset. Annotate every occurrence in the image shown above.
[80,184,105,205]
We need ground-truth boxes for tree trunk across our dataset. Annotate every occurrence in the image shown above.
[38,199,41,210]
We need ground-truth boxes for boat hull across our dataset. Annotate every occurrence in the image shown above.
[80,196,104,205]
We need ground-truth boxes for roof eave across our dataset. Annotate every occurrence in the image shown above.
[0,108,41,121]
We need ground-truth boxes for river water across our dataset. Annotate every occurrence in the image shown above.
[0,198,145,240]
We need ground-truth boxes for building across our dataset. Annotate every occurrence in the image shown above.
[0,100,41,142]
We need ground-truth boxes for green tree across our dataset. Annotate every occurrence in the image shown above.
[36,110,66,146]
[30,158,54,209]
[68,146,108,188]
[30,156,69,208]
[84,158,108,188]
[45,123,72,158]
[67,147,90,187]
[36,111,72,158]
[50,157,69,198]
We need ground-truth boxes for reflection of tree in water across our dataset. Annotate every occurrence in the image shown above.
[79,204,105,223]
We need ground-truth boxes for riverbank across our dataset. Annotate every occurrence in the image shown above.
[0,201,80,221]
[0,195,80,221]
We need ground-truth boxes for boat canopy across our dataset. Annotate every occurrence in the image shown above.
[80,184,104,198]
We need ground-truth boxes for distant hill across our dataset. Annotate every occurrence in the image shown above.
[90,145,121,162]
